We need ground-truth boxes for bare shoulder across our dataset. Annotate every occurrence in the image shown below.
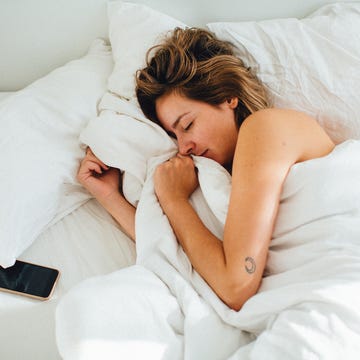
[241,108,326,137]
[237,108,335,164]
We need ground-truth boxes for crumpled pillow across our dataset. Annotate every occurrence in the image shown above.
[207,3,360,143]
[0,39,113,267]
[106,1,186,101]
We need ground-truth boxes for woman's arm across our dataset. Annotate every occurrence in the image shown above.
[155,149,279,311]
[77,148,136,241]
[96,191,136,242]
[155,109,334,311]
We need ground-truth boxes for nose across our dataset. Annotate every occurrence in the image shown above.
[178,138,195,156]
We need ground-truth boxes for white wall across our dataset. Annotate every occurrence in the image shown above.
[0,0,359,91]
[0,0,109,91]
[131,0,354,24]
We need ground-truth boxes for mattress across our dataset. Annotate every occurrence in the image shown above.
[0,199,136,360]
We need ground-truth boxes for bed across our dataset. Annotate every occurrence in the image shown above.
[1,1,360,359]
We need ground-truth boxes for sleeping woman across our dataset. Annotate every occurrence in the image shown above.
[77,27,335,311]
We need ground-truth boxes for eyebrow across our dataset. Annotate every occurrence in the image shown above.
[172,112,190,129]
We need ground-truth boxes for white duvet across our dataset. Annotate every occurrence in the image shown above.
[56,94,360,359]
[56,3,360,358]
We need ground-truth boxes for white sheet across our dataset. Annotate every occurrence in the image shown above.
[0,92,14,102]
[56,91,360,360]
[0,199,136,360]
[55,4,360,357]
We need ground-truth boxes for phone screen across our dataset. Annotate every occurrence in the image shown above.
[0,260,59,300]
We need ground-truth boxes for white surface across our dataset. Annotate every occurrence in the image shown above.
[208,2,360,143]
[107,1,185,100]
[0,92,14,102]
[0,39,113,268]
[57,265,185,360]
[1,0,359,91]
[56,3,360,358]
[57,136,360,359]
[0,38,115,358]
[80,95,176,207]
[1,1,359,359]
[0,199,136,360]
[0,0,109,91]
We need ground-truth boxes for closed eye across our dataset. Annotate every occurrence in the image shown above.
[184,122,193,131]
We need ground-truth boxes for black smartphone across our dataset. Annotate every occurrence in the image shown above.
[0,260,60,300]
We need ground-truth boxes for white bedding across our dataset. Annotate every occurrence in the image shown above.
[0,38,116,268]
[0,38,136,360]
[0,199,135,360]
[57,122,360,359]
[54,3,360,359]
[2,1,360,359]
[0,92,14,102]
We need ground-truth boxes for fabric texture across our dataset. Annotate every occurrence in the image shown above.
[57,3,360,359]
[80,94,176,206]
[56,265,184,360]
[107,1,186,101]
[0,198,136,360]
[207,3,360,143]
[57,134,360,359]
[0,39,113,267]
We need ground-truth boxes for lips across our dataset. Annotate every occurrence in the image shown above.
[199,149,209,157]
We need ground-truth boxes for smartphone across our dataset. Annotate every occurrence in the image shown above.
[0,260,60,300]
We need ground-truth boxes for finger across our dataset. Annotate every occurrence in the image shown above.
[82,160,103,175]
[85,148,109,170]
[176,153,189,159]
[77,160,102,184]
[100,162,110,171]
[176,154,194,167]
[176,153,193,162]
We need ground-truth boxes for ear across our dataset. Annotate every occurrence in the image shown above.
[227,97,238,109]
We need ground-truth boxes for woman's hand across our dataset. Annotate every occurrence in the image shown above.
[77,147,121,203]
[154,154,199,209]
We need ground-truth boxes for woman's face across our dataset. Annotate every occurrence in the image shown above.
[155,91,239,166]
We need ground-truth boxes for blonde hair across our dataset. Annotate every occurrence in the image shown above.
[136,27,270,127]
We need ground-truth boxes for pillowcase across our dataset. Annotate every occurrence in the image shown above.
[0,39,113,268]
[79,1,187,205]
[207,3,360,143]
[80,93,177,207]
[106,1,186,100]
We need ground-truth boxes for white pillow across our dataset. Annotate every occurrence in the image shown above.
[106,1,186,100]
[207,3,360,143]
[0,39,113,268]
[80,2,187,204]
[80,93,177,207]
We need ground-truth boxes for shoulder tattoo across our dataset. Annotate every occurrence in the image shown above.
[245,257,256,274]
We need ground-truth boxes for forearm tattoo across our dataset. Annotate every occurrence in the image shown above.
[244,257,256,274]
